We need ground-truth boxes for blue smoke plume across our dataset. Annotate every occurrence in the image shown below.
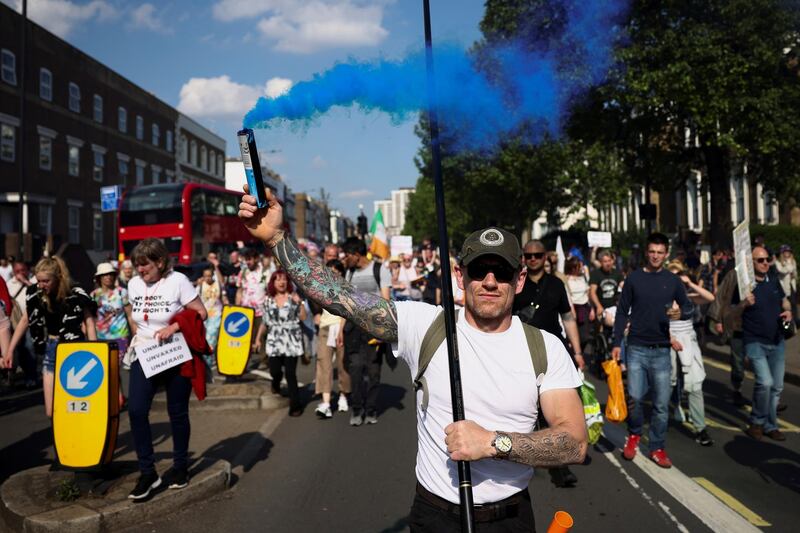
[243,0,627,151]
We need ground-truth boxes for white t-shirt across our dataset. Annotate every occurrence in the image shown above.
[0,264,12,282]
[128,271,198,340]
[392,301,581,505]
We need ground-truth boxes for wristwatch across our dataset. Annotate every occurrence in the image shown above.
[492,432,513,458]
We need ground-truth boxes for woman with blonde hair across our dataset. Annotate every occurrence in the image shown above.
[3,256,97,417]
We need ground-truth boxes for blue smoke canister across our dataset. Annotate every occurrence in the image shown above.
[237,128,268,208]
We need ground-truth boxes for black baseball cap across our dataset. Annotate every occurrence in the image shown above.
[459,227,522,269]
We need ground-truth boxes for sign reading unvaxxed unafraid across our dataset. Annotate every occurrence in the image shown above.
[136,333,193,378]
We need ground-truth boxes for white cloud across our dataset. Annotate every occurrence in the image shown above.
[311,155,327,169]
[128,3,171,34]
[339,189,373,199]
[212,0,388,53]
[265,77,292,98]
[2,0,117,38]
[177,75,293,121]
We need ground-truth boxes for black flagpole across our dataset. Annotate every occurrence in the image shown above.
[422,2,475,531]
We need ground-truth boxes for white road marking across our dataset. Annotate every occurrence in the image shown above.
[603,424,763,532]
[602,451,689,533]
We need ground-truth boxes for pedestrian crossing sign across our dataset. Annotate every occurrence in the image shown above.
[217,305,255,376]
[53,341,120,469]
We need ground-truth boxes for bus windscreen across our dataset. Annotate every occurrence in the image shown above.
[120,185,184,226]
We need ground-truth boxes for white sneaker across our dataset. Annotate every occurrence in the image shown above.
[315,403,333,419]
[337,395,349,412]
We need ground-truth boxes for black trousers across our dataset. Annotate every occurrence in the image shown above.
[408,492,535,532]
[343,325,382,415]
[268,355,300,410]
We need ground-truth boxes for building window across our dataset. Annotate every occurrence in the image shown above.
[190,140,197,166]
[152,167,161,184]
[136,162,145,185]
[1,49,16,85]
[118,159,129,181]
[209,150,216,175]
[68,82,81,113]
[68,207,80,243]
[735,176,746,224]
[39,136,52,170]
[166,130,173,152]
[39,68,52,101]
[39,205,52,234]
[764,191,777,224]
[136,116,144,140]
[200,145,207,170]
[118,108,128,133]
[217,154,223,177]
[68,145,80,176]
[1,123,15,162]
[93,151,104,182]
[180,135,188,162]
[152,123,159,146]
[93,94,103,123]
[93,212,103,250]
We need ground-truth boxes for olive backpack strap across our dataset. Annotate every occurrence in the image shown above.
[414,309,460,411]
[521,323,547,394]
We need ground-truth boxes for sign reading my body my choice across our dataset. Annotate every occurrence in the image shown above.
[136,332,193,379]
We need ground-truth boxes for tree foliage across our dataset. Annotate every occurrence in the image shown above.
[405,0,800,248]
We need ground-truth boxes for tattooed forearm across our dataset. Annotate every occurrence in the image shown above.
[271,236,398,342]
[507,429,586,468]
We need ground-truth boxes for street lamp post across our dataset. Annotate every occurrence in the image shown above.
[17,0,27,260]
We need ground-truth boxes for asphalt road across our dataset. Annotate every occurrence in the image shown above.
[2,350,798,532]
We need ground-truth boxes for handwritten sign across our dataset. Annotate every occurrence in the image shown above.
[587,231,612,248]
[136,332,193,378]
[391,235,413,258]
[733,219,755,300]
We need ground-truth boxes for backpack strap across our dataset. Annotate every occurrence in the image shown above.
[373,261,382,289]
[521,323,547,394]
[414,311,547,412]
[414,309,459,411]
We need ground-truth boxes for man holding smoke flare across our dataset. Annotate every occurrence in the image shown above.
[238,185,587,531]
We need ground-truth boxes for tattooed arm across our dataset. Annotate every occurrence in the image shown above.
[237,186,397,343]
[445,387,587,467]
[272,236,398,342]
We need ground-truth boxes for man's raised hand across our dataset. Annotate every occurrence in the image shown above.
[238,184,284,246]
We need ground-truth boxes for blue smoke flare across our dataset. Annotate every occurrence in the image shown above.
[243,0,627,151]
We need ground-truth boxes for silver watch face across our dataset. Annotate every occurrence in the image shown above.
[496,434,512,454]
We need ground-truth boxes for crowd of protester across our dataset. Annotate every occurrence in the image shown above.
[0,229,795,494]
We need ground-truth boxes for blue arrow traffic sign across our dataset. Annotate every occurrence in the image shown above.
[59,351,104,398]
[224,311,250,338]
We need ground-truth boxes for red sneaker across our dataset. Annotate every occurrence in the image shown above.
[649,449,672,468]
[622,434,641,460]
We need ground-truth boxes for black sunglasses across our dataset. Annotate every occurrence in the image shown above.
[524,252,545,260]
[754,257,772,264]
[466,261,517,283]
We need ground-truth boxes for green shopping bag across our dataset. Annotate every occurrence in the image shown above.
[579,375,604,445]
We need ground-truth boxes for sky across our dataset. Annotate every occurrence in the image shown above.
[3,0,486,220]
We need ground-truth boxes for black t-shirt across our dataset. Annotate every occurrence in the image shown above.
[512,273,572,339]
[732,275,785,344]
[589,268,623,309]
[422,271,441,305]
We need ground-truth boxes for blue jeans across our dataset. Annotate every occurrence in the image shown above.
[745,340,785,432]
[128,360,192,474]
[626,345,671,451]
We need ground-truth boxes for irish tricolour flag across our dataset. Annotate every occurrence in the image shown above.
[369,209,390,259]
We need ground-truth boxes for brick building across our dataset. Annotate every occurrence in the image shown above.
[0,3,222,261]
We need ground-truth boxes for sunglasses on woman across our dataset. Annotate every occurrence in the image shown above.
[466,261,517,283]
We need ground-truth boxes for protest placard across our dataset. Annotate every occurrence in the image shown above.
[587,231,612,248]
[733,219,755,300]
[136,332,193,379]
[390,235,414,258]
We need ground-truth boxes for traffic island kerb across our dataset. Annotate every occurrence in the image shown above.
[0,459,231,533]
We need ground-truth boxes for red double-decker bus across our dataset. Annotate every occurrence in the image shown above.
[118,183,259,265]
